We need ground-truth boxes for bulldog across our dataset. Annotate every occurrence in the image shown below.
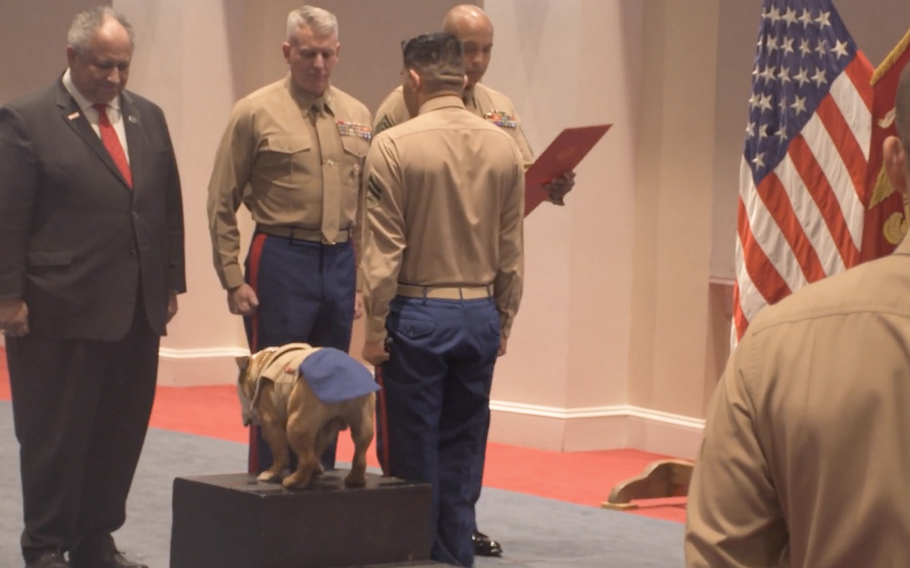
[235,343,379,490]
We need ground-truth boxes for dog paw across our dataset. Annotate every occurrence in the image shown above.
[344,473,366,487]
[257,471,281,483]
[282,476,310,490]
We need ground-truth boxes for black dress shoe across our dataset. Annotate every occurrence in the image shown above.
[473,530,503,557]
[69,548,147,568]
[25,550,71,568]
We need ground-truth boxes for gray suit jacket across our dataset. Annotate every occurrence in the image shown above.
[0,78,186,340]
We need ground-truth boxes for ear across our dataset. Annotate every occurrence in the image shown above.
[235,355,250,371]
[335,42,342,60]
[462,74,468,89]
[66,46,78,67]
[409,68,422,91]
[282,41,292,63]
[883,135,909,198]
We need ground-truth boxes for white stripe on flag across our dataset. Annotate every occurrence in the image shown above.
[740,158,809,294]
[798,114,865,251]
[828,70,872,161]
[774,154,847,277]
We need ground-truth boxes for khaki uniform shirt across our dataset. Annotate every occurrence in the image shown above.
[686,236,910,568]
[207,75,372,290]
[362,94,525,341]
[373,83,534,167]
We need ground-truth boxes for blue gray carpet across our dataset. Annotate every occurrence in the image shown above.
[0,401,684,567]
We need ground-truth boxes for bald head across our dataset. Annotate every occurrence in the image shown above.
[443,4,493,36]
[443,4,493,88]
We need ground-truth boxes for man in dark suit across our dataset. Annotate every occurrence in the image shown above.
[0,7,185,568]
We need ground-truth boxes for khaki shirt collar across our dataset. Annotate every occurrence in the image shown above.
[462,84,476,107]
[895,233,910,256]
[284,74,335,116]
[418,93,466,116]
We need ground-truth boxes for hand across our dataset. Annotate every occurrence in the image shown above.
[228,284,259,316]
[544,170,576,205]
[166,291,179,324]
[362,339,390,366]
[0,298,30,338]
[354,292,364,320]
[498,335,508,357]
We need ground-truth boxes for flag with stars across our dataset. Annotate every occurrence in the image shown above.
[734,0,874,340]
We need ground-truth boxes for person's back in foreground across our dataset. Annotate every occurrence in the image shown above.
[686,67,910,568]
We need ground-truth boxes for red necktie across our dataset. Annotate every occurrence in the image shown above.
[92,103,132,188]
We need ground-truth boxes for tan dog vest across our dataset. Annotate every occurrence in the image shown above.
[249,343,321,424]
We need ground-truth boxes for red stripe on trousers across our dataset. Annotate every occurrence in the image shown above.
[246,233,268,474]
[375,365,391,475]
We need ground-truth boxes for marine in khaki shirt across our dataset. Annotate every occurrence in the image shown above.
[206,5,371,477]
[372,4,574,207]
[360,33,524,568]
[375,82,533,165]
[686,67,910,568]
[361,90,525,343]
[207,75,371,291]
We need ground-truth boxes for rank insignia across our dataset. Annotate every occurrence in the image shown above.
[374,115,395,135]
[366,174,383,209]
[483,110,518,129]
[336,121,372,141]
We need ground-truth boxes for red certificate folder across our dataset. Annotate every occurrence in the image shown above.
[523,124,612,216]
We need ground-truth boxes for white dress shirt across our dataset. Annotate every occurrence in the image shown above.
[62,68,130,163]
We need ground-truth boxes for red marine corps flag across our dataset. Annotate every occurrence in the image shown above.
[861,28,910,262]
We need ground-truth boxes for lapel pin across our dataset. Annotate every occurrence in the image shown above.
[67,112,80,121]
[128,115,138,124]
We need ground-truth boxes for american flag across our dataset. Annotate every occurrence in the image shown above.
[734,0,874,340]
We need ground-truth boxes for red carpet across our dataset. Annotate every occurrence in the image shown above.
[0,348,686,523]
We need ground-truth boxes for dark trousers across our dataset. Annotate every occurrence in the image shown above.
[380,296,500,568]
[6,300,159,561]
[243,233,356,474]
[377,324,495,539]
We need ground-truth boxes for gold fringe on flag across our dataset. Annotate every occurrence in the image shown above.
[869,164,896,209]
[872,27,910,86]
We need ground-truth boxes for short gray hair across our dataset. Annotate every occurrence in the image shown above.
[287,5,339,42]
[67,6,135,55]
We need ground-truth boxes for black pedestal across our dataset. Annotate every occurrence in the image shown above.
[170,471,434,568]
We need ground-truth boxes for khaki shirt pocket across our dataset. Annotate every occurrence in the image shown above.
[256,135,313,184]
[340,135,369,189]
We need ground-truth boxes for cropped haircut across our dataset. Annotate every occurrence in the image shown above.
[402,32,465,93]
[287,5,338,42]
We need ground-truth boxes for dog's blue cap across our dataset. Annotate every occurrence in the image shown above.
[299,347,380,403]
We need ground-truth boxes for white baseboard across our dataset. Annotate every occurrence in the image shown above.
[156,346,249,387]
[155,348,706,458]
[489,401,704,459]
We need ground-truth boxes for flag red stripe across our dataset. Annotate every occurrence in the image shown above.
[787,135,861,268]
[753,171,827,283]
[815,95,868,201]
[732,281,749,341]
[844,53,875,112]
[738,197,792,306]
